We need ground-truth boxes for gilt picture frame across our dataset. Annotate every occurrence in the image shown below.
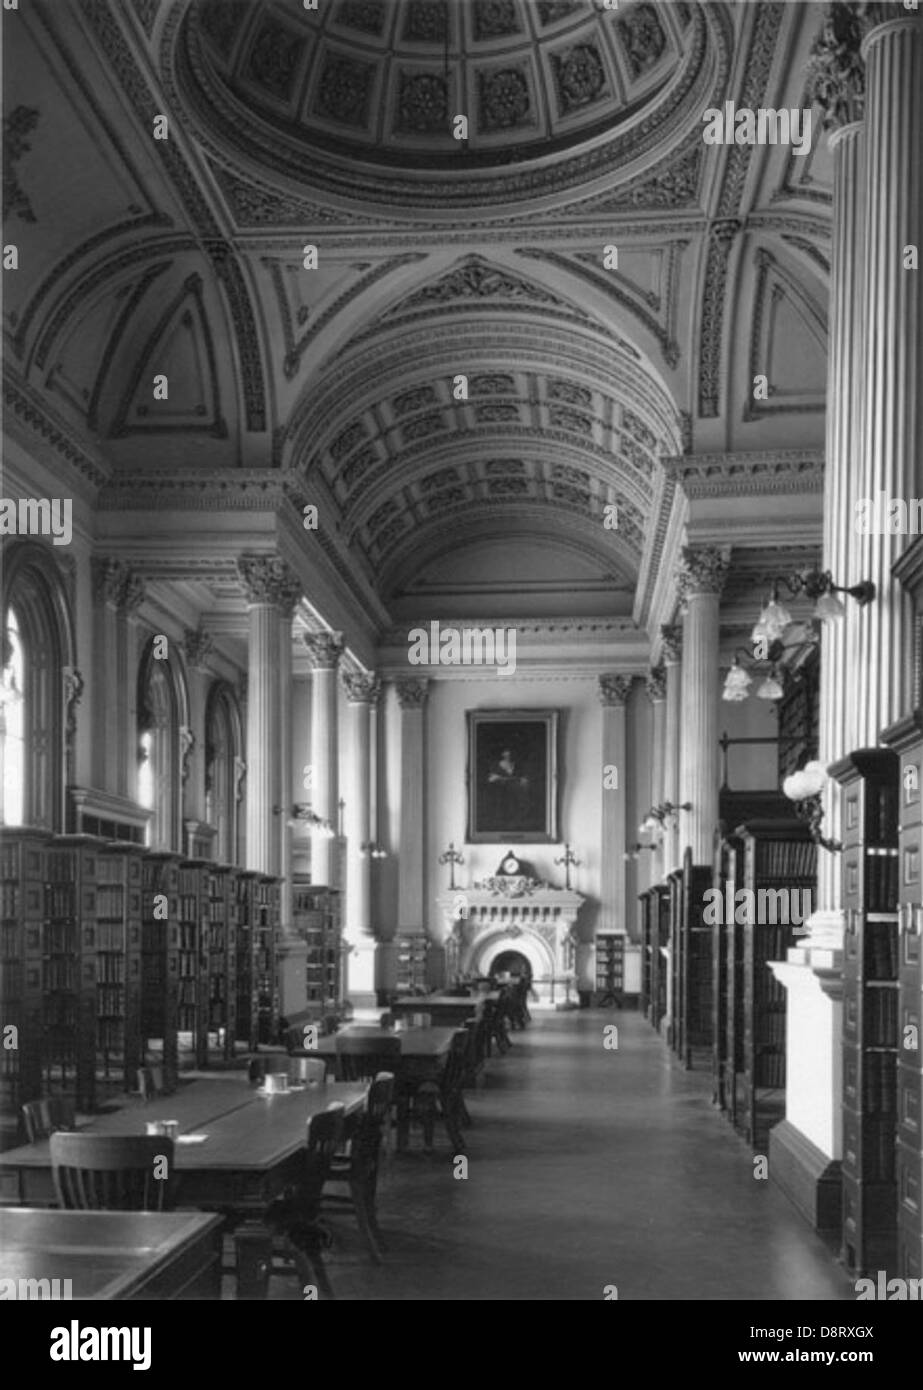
[466,709,559,844]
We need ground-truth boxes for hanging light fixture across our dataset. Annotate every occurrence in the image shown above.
[755,669,785,700]
[721,658,753,702]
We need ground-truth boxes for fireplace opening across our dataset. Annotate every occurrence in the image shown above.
[490,950,532,984]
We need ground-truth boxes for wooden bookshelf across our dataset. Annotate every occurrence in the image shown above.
[639,888,656,1020]
[140,851,180,1092]
[595,933,625,1007]
[712,827,745,1118]
[734,819,816,1150]
[205,865,236,1061]
[395,934,427,994]
[0,829,51,1114]
[882,712,923,1283]
[830,749,900,1278]
[234,871,256,1049]
[177,859,210,1068]
[253,875,280,1046]
[675,850,713,1070]
[94,842,144,1099]
[667,867,683,1051]
[293,881,343,1019]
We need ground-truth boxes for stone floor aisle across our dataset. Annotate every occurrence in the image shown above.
[251,1010,854,1301]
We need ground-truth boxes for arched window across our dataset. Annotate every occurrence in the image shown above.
[1,609,25,826]
[205,682,243,865]
[1,542,74,829]
[137,640,187,851]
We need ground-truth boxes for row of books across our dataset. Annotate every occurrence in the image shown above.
[0,886,20,917]
[95,985,125,1016]
[863,1054,898,1113]
[94,921,127,951]
[44,960,77,990]
[862,852,899,912]
[95,954,125,983]
[864,923,899,979]
[755,1053,786,1089]
[45,888,79,919]
[753,841,817,878]
[865,987,899,1046]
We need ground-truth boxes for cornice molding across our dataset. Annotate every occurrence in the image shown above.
[3,371,110,491]
[660,450,825,499]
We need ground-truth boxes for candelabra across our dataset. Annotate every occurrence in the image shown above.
[438,842,465,890]
[554,843,582,890]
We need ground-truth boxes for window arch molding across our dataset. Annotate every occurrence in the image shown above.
[136,636,190,852]
[2,540,76,830]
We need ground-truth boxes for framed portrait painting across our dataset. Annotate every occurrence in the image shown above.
[466,709,559,843]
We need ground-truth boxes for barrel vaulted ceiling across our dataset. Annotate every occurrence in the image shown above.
[3,0,830,649]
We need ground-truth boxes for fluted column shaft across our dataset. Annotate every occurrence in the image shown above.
[817,121,866,914]
[245,603,280,874]
[856,17,921,744]
[239,555,301,877]
[676,549,728,865]
[277,607,295,926]
[646,668,667,888]
[396,679,428,935]
[660,626,682,876]
[599,676,631,935]
[91,559,145,802]
[305,633,344,888]
[341,675,380,1003]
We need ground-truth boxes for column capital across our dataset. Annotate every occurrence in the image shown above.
[91,556,146,614]
[598,674,633,707]
[675,545,730,605]
[303,631,345,670]
[182,626,214,669]
[660,623,682,663]
[805,2,871,130]
[645,666,667,702]
[396,677,429,709]
[342,671,381,704]
[237,553,302,611]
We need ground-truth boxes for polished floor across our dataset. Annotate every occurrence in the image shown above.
[242,1010,854,1301]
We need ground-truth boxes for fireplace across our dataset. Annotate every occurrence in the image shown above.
[435,881,584,1008]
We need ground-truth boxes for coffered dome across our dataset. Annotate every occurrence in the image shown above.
[176,0,722,212]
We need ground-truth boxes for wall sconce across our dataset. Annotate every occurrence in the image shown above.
[782,760,843,853]
[722,628,820,704]
[639,801,692,834]
[275,803,336,837]
[624,842,656,863]
[360,841,387,859]
[752,568,875,644]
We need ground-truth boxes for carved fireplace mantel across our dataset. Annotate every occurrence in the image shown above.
[435,882,585,1008]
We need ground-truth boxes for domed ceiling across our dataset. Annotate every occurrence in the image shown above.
[177,0,719,211]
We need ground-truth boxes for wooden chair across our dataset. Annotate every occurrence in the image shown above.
[50,1133,175,1211]
[22,1096,77,1144]
[413,1032,469,1153]
[241,1104,346,1300]
[333,1034,402,1083]
[322,1074,394,1263]
[135,1065,164,1101]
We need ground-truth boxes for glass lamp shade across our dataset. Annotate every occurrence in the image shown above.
[722,662,752,702]
[761,597,792,639]
[814,590,846,621]
[756,671,785,700]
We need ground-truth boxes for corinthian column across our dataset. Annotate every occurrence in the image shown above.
[91,558,145,803]
[342,671,380,1006]
[676,546,728,864]
[660,624,683,875]
[303,632,344,888]
[396,679,428,941]
[238,554,300,876]
[598,675,631,936]
[181,626,215,858]
[855,13,922,744]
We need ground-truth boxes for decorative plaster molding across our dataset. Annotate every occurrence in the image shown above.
[598,674,634,706]
[182,627,215,668]
[3,373,110,491]
[91,557,147,613]
[660,624,682,663]
[303,631,345,670]
[395,678,429,709]
[675,545,730,603]
[660,450,825,498]
[646,666,667,702]
[236,553,302,610]
[341,671,380,703]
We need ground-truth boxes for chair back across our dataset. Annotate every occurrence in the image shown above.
[334,1034,402,1082]
[442,1031,469,1098]
[290,1056,327,1085]
[367,1072,395,1124]
[50,1133,175,1211]
[22,1096,76,1144]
